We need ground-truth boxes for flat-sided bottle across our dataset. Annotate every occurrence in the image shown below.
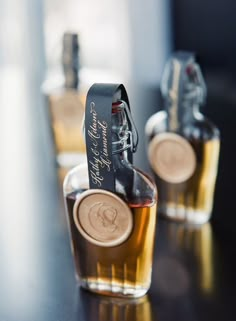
[146,52,220,224]
[64,84,158,297]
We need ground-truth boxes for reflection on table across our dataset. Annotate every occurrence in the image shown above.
[79,290,154,321]
[170,222,214,294]
[153,221,214,297]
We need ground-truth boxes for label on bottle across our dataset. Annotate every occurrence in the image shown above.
[73,189,133,247]
[148,132,196,183]
[85,84,131,192]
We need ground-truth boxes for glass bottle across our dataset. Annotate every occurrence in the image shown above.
[43,32,86,170]
[63,96,157,298]
[145,52,220,224]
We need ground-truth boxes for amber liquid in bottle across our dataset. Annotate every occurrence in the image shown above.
[155,135,220,223]
[66,189,156,297]
[48,90,86,159]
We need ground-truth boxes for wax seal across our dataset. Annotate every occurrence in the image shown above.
[148,132,196,183]
[73,189,133,247]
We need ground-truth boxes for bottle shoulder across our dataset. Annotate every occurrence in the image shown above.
[145,110,167,138]
[115,162,157,207]
[42,75,82,97]
[182,113,220,141]
[45,87,81,98]
[63,162,157,207]
[63,163,89,196]
[146,110,220,141]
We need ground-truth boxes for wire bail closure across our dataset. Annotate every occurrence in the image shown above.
[112,100,139,155]
[123,100,139,153]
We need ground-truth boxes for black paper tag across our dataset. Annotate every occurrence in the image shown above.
[85,83,130,192]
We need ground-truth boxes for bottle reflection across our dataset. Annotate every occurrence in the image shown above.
[168,222,214,294]
[79,290,154,321]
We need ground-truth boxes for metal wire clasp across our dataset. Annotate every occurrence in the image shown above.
[121,100,139,153]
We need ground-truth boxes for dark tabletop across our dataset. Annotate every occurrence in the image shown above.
[0,68,235,321]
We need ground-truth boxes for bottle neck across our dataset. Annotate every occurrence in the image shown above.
[112,149,130,170]
[62,33,79,90]
[167,101,200,130]
[64,70,78,89]
[161,52,206,131]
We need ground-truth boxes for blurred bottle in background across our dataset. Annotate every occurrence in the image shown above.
[145,52,220,224]
[43,32,86,174]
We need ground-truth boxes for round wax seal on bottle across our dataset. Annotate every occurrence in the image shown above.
[148,132,196,184]
[73,189,133,247]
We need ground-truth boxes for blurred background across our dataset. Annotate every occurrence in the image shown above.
[0,0,235,231]
[0,0,236,319]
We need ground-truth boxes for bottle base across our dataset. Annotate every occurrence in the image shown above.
[79,278,149,298]
[159,204,211,225]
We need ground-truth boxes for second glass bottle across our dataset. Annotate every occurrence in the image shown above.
[146,52,220,224]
